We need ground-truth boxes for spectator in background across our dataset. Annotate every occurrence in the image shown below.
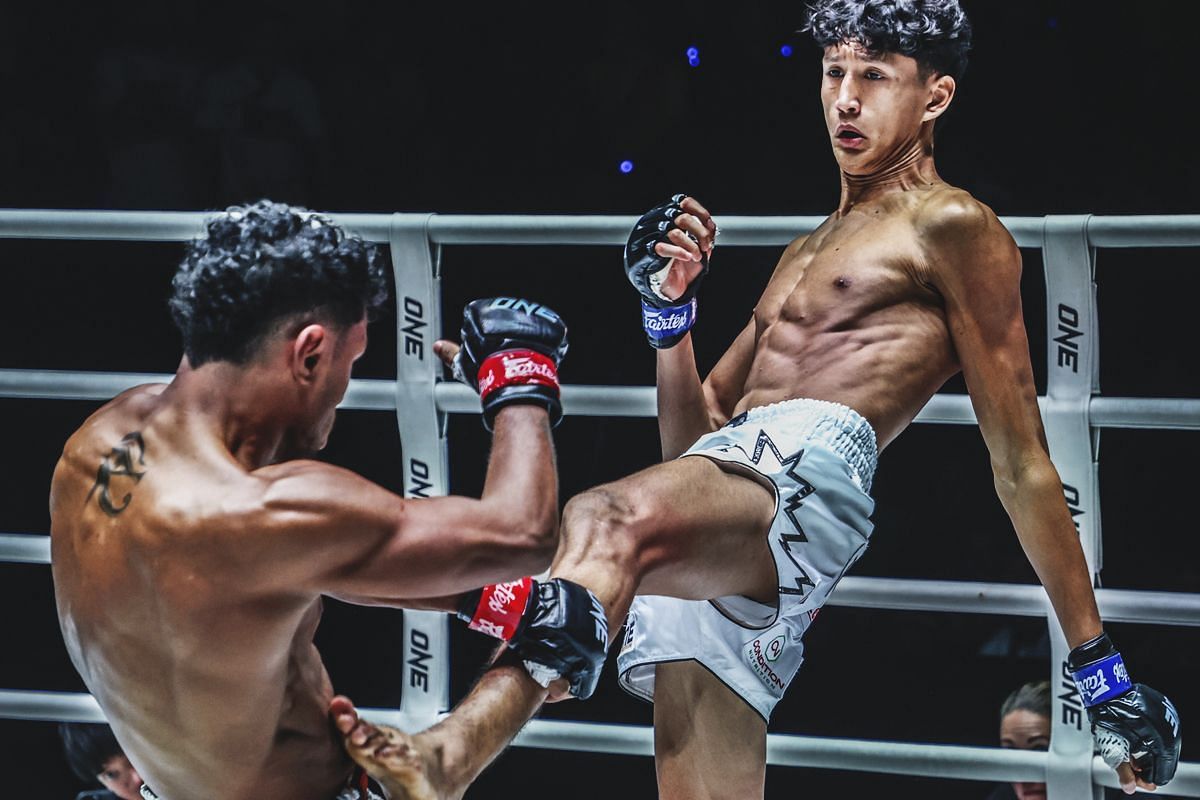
[59,722,143,800]
[989,680,1051,800]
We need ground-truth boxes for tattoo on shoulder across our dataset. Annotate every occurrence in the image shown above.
[86,432,147,516]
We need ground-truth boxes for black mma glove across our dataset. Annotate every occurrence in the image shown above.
[624,193,709,349]
[457,577,609,699]
[450,297,568,431]
[1068,632,1182,786]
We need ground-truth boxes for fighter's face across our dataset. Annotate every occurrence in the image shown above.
[820,43,945,175]
[1000,709,1050,800]
[96,754,143,800]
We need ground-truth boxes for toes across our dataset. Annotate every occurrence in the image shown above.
[329,695,360,735]
[347,720,385,749]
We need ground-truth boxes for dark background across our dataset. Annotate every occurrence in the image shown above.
[1,1,1197,797]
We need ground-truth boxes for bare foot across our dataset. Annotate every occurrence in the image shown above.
[330,696,449,800]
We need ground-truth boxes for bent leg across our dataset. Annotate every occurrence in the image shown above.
[551,454,778,635]
[335,456,776,796]
[654,661,767,800]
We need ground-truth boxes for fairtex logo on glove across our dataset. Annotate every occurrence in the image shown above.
[1072,652,1133,707]
[502,353,558,383]
[476,349,559,401]
[467,577,533,641]
[642,299,697,340]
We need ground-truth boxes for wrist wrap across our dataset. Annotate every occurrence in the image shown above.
[458,578,533,641]
[641,298,697,348]
[477,349,559,401]
[1068,633,1134,707]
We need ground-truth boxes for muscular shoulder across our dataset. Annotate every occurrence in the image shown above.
[914,186,1001,242]
[913,187,1019,282]
[241,459,394,532]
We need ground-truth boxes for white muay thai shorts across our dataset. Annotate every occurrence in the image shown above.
[617,397,877,721]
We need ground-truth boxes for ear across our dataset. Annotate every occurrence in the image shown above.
[290,324,329,384]
[922,74,956,122]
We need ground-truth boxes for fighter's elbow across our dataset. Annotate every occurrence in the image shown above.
[494,509,560,572]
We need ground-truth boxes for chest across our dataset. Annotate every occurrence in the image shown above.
[756,215,936,325]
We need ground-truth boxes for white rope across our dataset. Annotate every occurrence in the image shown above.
[4,209,1197,795]
[2,369,1198,430]
[4,534,1197,625]
[3,690,1196,794]
[3,209,1200,248]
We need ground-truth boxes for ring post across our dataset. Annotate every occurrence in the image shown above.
[1041,215,1102,800]
[390,213,452,732]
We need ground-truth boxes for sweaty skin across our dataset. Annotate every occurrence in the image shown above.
[51,319,560,800]
[332,42,1148,800]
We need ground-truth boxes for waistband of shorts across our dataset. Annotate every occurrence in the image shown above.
[728,397,878,491]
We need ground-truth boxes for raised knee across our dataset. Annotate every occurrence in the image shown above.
[562,485,643,544]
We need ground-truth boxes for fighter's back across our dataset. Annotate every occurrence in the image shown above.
[50,384,347,800]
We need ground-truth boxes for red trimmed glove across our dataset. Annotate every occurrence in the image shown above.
[457,577,609,699]
[450,298,568,430]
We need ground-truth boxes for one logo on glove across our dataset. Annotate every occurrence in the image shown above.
[477,349,559,400]
[1164,696,1181,737]
[641,299,697,339]
[467,578,533,641]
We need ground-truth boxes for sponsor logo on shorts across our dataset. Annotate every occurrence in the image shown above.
[765,635,785,663]
[744,634,786,691]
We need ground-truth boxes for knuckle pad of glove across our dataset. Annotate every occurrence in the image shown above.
[510,579,606,694]
[624,195,708,306]
[1092,684,1182,785]
[462,298,568,364]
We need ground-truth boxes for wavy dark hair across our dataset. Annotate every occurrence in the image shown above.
[169,200,388,366]
[803,0,972,80]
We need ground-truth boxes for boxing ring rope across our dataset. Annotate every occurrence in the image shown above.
[1,210,1197,797]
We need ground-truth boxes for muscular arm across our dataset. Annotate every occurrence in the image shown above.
[924,198,1102,648]
[657,236,804,460]
[656,320,754,460]
[245,404,558,603]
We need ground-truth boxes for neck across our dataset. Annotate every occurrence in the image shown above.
[165,359,294,471]
[837,128,941,213]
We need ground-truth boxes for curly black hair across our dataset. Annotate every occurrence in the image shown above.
[169,200,389,366]
[803,0,972,80]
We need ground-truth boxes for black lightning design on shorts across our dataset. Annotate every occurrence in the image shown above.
[86,432,147,516]
[742,430,817,598]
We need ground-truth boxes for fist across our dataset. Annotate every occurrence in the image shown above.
[624,193,717,307]
[451,297,568,430]
[624,194,717,349]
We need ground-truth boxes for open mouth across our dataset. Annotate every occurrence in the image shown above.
[837,129,864,141]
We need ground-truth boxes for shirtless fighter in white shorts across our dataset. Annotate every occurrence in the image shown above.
[331,2,1181,797]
